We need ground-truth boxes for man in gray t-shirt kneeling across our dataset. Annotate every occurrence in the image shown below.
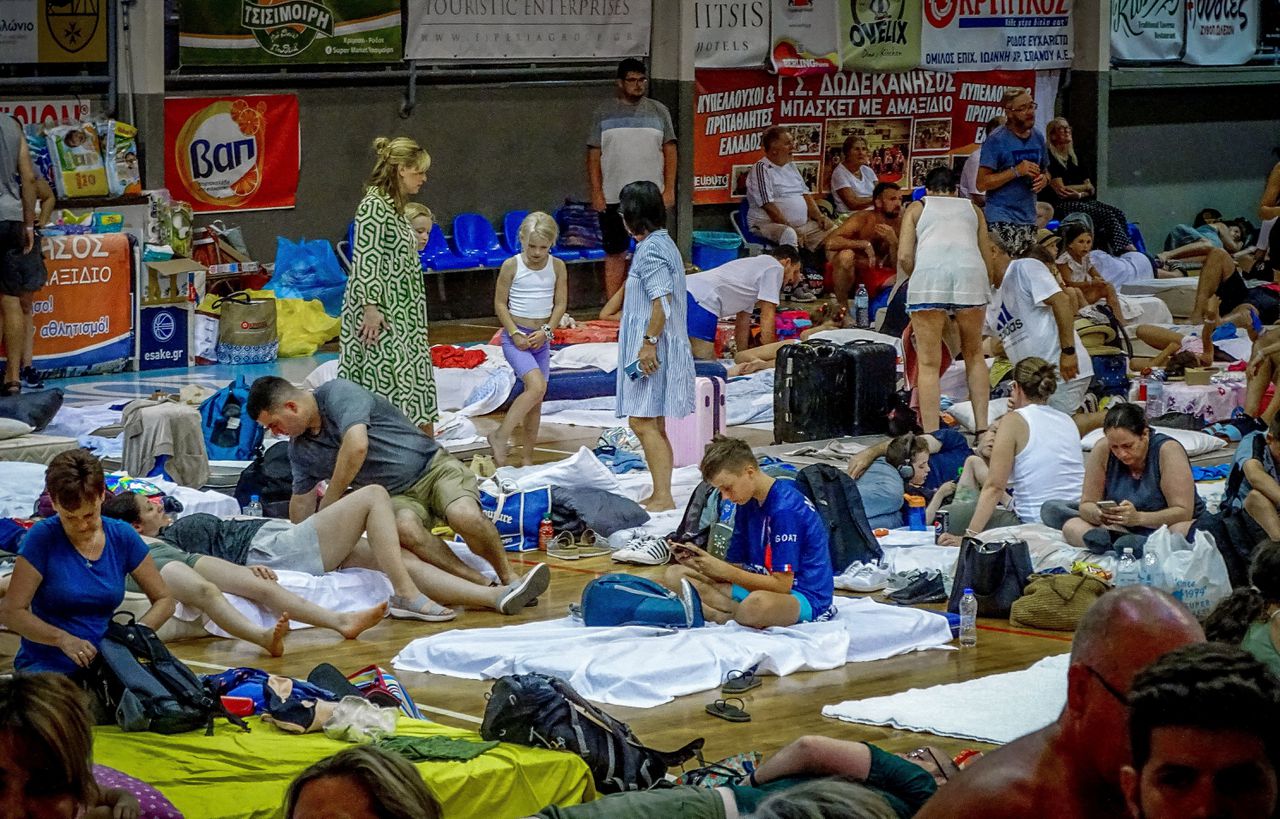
[248,376,521,591]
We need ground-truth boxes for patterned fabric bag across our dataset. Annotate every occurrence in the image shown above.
[675,751,762,788]
[215,291,278,364]
[347,664,423,720]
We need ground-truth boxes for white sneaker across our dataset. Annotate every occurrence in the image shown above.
[612,535,672,566]
[836,562,890,593]
[789,282,819,303]
[607,527,647,551]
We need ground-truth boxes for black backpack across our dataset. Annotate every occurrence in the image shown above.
[480,673,704,794]
[90,612,248,735]
[234,442,292,518]
[667,480,717,547]
[795,463,883,573]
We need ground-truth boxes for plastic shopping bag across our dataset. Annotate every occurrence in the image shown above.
[269,237,348,317]
[1142,526,1232,618]
[268,294,340,358]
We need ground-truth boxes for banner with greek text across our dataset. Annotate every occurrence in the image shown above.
[179,0,401,66]
[1111,0,1185,62]
[0,0,108,63]
[693,67,1035,204]
[403,0,651,62]
[164,95,300,214]
[1184,0,1259,64]
[0,98,92,126]
[920,0,1073,72]
[696,0,770,68]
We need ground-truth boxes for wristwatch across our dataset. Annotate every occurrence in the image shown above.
[1061,345,1076,355]
[643,335,659,346]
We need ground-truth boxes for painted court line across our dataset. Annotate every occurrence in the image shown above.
[510,556,609,577]
[978,624,1074,643]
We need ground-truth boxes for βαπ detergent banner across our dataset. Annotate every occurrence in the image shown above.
[164,94,300,214]
[694,67,1035,205]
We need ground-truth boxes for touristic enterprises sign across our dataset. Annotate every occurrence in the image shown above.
[696,0,771,68]
[0,0,108,62]
[179,0,401,65]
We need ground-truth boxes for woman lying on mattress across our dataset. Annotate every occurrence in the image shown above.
[1040,402,1203,557]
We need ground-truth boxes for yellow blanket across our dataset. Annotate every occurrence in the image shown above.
[93,716,594,819]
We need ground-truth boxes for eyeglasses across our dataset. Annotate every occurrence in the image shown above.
[622,75,648,84]
[1085,664,1128,705]
[1009,101,1038,112]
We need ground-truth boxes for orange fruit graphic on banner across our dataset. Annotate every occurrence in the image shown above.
[174,99,265,208]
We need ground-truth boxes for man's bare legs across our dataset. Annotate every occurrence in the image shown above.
[308,485,424,602]
[1,295,23,388]
[344,543,540,613]
[630,415,675,511]
[1244,490,1280,541]
[395,508,494,587]
[829,250,856,309]
[445,496,516,585]
[1188,248,1239,324]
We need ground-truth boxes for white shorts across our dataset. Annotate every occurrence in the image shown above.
[246,517,324,576]
[1048,376,1092,415]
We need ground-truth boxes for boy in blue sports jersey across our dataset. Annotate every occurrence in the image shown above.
[665,436,835,628]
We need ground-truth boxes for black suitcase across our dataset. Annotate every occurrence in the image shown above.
[773,339,896,443]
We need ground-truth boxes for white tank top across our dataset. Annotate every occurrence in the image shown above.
[1009,403,1086,523]
[507,254,555,318]
[907,196,989,306]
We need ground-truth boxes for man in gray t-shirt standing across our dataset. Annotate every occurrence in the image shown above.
[587,58,677,299]
[248,376,518,588]
[0,114,41,396]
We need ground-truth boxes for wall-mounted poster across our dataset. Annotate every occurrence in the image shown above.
[1112,0,1186,62]
[1184,0,1260,64]
[0,0,108,63]
[839,0,922,72]
[180,0,401,65]
[696,0,770,67]
[920,0,1073,71]
[770,0,841,75]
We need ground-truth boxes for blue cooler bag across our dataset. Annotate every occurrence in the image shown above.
[473,486,552,552]
[580,573,704,629]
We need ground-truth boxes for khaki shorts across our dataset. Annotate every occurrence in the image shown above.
[391,450,480,526]
[127,539,202,593]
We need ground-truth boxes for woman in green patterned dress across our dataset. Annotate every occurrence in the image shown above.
[340,136,437,435]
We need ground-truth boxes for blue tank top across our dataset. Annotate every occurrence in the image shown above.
[1104,431,1206,533]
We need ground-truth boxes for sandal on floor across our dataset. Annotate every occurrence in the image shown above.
[388,593,456,622]
[574,529,612,559]
[546,531,580,561]
[706,697,751,723]
[1,382,19,397]
[722,668,762,695]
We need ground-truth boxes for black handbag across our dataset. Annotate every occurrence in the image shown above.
[947,537,1034,618]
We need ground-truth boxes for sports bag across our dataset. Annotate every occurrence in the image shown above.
[234,441,292,517]
[580,573,704,629]
[472,484,552,552]
[199,375,265,461]
[480,673,704,793]
[667,480,717,547]
[947,537,1034,618]
[91,613,247,735]
[215,291,278,364]
[795,463,883,573]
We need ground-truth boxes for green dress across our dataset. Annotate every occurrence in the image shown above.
[339,188,437,427]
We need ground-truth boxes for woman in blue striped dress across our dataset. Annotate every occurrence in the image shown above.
[615,181,696,512]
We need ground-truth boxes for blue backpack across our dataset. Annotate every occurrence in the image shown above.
[199,376,265,461]
[580,574,704,629]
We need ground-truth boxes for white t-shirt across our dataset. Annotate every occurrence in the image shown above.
[746,158,811,226]
[987,258,1093,381]
[830,163,877,213]
[686,256,784,318]
[958,153,982,200]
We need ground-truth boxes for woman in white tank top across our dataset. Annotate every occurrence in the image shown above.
[490,211,568,466]
[897,166,997,434]
[938,356,1085,545]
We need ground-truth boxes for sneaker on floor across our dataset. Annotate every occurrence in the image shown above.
[20,367,42,390]
[836,562,890,593]
[498,563,550,615]
[887,572,946,605]
[388,593,456,622]
[607,527,648,551]
[788,282,819,303]
[612,535,672,566]
[882,569,922,593]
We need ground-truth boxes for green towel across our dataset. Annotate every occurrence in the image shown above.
[376,735,499,762]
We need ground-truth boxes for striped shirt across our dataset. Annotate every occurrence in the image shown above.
[745,157,810,227]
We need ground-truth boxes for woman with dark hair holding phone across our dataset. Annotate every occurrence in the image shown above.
[614,180,695,512]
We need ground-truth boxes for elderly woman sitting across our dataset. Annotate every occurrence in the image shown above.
[1041,402,1203,556]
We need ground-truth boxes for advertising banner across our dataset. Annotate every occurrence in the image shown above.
[693,67,1035,205]
[164,95,300,214]
[0,98,92,126]
[770,0,842,74]
[1184,0,1259,64]
[0,0,108,63]
[920,0,1073,71]
[404,0,651,62]
[839,0,923,71]
[179,0,400,66]
[1263,0,1280,54]
[1111,0,1185,62]
[696,0,770,67]
[27,233,133,377]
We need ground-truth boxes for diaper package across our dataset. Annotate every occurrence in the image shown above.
[104,120,142,197]
[45,123,108,198]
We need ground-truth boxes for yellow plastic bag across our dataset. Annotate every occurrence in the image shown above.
[248,289,339,358]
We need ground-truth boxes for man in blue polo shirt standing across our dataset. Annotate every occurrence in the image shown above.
[977,87,1050,257]
[666,436,834,628]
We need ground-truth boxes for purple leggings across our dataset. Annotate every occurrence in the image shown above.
[501,325,551,380]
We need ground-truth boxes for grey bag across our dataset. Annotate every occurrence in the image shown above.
[550,486,649,536]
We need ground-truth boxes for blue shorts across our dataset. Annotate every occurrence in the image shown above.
[686,291,719,343]
[731,584,815,623]
[500,324,551,380]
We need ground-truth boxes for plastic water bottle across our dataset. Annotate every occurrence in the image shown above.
[1115,547,1140,588]
[959,589,978,647]
[854,284,870,328]
[1145,374,1164,418]
[1139,549,1164,590]
[244,495,263,517]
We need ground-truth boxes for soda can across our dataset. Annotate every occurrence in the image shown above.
[935,509,950,543]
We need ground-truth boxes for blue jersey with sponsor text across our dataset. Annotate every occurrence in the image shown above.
[725,479,833,614]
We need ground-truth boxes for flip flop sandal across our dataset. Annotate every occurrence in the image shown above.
[706,697,751,723]
[546,531,580,561]
[722,668,762,695]
[574,529,612,559]
[1,382,19,397]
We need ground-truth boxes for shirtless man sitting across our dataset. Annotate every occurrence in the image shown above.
[824,182,902,310]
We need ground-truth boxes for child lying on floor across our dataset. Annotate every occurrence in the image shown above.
[663,436,834,628]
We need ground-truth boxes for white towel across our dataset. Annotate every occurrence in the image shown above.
[392,596,953,708]
[822,653,1069,744]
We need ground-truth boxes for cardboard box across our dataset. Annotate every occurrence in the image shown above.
[1184,368,1213,386]
[143,258,206,305]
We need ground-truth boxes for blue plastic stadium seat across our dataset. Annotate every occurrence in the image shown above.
[453,213,508,267]
[422,224,472,271]
[732,198,774,249]
[502,210,531,254]
[1127,222,1147,255]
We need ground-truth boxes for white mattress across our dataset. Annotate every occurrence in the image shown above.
[0,434,79,464]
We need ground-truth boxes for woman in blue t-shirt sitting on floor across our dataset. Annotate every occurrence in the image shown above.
[0,450,174,677]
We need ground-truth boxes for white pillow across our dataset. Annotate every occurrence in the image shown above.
[1080,426,1226,457]
[947,398,1010,432]
[0,417,34,440]
[549,342,619,373]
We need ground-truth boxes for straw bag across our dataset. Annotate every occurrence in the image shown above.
[1009,573,1109,631]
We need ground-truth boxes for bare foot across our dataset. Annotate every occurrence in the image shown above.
[488,433,509,467]
[337,602,388,639]
[260,613,290,657]
[642,495,676,512]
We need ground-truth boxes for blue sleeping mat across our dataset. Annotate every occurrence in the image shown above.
[505,360,728,406]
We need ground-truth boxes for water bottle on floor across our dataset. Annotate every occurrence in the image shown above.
[244,495,263,517]
[959,588,978,648]
[1138,548,1164,590]
[854,284,870,328]
[1115,547,1139,587]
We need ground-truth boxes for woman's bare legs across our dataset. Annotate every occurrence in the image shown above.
[910,309,948,432]
[159,563,293,656]
[630,415,675,511]
[955,307,990,434]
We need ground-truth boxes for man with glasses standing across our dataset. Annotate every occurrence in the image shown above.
[587,58,677,298]
[976,88,1050,257]
[915,586,1205,819]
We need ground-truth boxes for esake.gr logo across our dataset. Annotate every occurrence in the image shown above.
[240,0,335,58]
[151,311,176,343]
[174,98,265,208]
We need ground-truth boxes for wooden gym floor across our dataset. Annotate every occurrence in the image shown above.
[0,312,1074,774]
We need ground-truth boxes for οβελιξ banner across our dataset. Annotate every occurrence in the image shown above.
[403,0,651,62]
[0,0,108,63]
[179,0,401,66]
[920,0,1073,72]
[693,67,1035,204]
[696,0,771,68]
[839,0,924,72]
[1110,0,1186,63]
[164,94,300,214]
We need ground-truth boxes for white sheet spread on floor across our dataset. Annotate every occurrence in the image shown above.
[823,653,1068,743]
[391,596,954,708]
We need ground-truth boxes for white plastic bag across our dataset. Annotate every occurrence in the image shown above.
[1142,526,1231,618]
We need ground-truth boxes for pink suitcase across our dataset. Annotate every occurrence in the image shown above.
[666,376,726,468]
